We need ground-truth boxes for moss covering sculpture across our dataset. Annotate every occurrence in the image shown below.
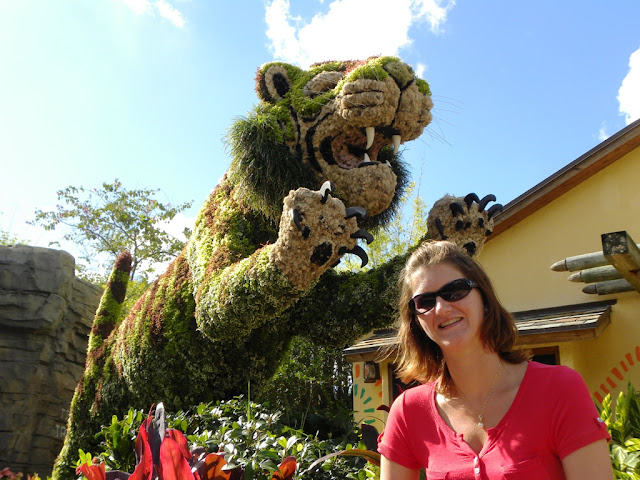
[53,56,502,478]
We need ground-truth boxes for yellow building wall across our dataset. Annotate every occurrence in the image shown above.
[479,147,640,404]
[351,359,394,432]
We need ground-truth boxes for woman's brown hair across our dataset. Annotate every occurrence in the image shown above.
[392,240,529,395]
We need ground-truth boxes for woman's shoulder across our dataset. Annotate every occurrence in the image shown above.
[525,361,588,390]
[527,360,582,376]
[393,382,435,408]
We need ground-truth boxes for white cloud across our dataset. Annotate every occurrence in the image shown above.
[141,212,195,276]
[119,0,186,28]
[597,123,609,142]
[264,0,455,67]
[618,47,640,125]
[122,0,153,15]
[156,0,186,28]
[415,62,427,79]
[158,212,195,241]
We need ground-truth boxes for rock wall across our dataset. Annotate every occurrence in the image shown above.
[0,245,102,476]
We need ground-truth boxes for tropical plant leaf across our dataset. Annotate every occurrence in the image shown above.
[625,438,640,453]
[360,424,379,453]
[626,383,640,440]
[159,437,194,480]
[166,430,192,461]
[601,393,613,423]
[131,419,153,480]
[338,449,381,467]
[105,472,131,480]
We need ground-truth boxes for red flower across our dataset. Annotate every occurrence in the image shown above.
[75,462,106,480]
[271,456,296,480]
[196,453,233,480]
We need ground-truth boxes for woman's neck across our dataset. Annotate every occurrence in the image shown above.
[443,349,503,402]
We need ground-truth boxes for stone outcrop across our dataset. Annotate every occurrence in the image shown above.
[0,245,102,476]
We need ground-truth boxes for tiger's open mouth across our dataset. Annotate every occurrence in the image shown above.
[320,126,402,169]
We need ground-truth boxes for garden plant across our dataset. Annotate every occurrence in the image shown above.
[73,398,379,480]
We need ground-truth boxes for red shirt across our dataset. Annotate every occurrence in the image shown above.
[378,361,610,479]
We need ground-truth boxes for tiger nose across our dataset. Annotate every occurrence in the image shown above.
[382,61,416,89]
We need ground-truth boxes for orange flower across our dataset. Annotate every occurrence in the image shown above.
[75,462,105,480]
[271,456,296,480]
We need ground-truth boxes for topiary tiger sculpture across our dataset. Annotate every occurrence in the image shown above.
[53,56,502,478]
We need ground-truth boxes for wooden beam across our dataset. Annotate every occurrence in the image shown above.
[568,265,622,283]
[582,278,634,295]
[602,231,640,293]
[551,251,610,272]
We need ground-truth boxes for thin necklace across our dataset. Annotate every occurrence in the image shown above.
[455,361,502,429]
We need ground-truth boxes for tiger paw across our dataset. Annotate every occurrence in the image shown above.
[270,181,373,290]
[426,193,502,256]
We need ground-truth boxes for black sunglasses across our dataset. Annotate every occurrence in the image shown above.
[409,278,479,314]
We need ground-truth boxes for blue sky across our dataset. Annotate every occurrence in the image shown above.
[1,0,639,266]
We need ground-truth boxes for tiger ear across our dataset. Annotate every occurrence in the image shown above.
[255,63,297,103]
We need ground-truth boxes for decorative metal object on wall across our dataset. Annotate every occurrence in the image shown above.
[363,361,380,383]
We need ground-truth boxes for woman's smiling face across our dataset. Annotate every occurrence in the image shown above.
[410,262,486,354]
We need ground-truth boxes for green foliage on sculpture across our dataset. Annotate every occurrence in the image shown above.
[54,55,500,480]
[256,338,354,438]
[230,56,425,229]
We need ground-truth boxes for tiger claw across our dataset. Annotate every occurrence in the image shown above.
[351,229,374,245]
[450,202,465,217]
[291,208,310,238]
[291,208,303,231]
[478,194,496,212]
[345,206,369,220]
[320,181,334,204]
[487,204,503,220]
[346,245,369,268]
[435,218,448,240]
[464,193,480,208]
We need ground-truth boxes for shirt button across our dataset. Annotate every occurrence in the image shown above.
[474,466,480,475]
[473,456,479,464]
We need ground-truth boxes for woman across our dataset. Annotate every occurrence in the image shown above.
[378,240,612,480]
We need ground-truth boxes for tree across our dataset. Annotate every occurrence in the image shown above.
[0,212,27,246]
[30,179,192,280]
[0,230,26,246]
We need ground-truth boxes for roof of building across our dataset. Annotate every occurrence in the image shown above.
[343,300,616,362]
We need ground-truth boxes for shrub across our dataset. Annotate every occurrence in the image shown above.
[78,398,376,480]
[0,469,40,480]
[599,382,640,479]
